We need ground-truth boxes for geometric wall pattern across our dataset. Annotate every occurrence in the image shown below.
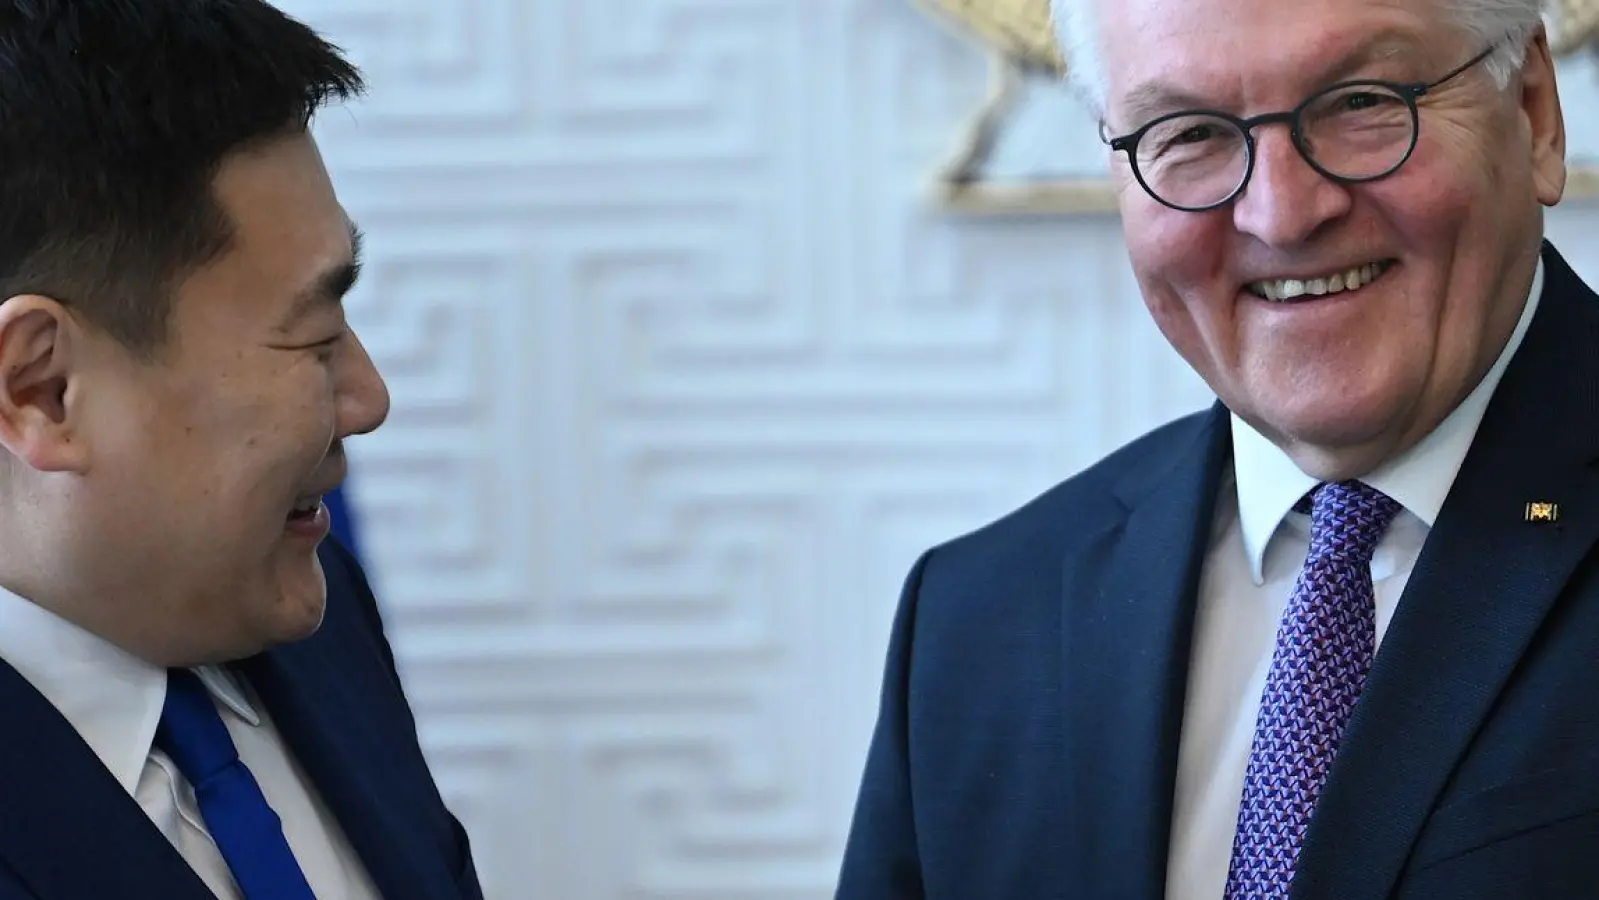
[273,1,1599,896]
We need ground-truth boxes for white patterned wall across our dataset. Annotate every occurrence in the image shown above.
[270,1,1599,897]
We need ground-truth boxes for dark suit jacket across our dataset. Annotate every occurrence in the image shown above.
[837,241,1599,899]
[0,539,484,900]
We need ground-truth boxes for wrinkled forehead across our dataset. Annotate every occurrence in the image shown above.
[1091,0,1464,119]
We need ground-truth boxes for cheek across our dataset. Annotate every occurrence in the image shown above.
[1121,205,1236,348]
[301,394,341,455]
[1122,190,1232,285]
[293,372,344,460]
[1380,129,1501,240]
[1363,140,1510,317]
[214,376,340,488]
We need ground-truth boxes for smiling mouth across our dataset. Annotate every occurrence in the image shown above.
[1246,260,1395,301]
[287,496,323,523]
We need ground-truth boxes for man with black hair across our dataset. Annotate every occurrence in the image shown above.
[0,2,483,898]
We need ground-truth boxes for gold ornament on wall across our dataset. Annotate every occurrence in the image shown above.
[918,0,1599,215]
[1551,0,1599,55]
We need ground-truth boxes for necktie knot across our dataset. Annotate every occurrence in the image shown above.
[153,669,316,899]
[1306,479,1401,565]
[156,668,238,786]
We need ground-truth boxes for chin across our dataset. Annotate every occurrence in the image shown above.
[263,587,328,647]
[1245,378,1413,456]
[264,554,329,645]
[1270,410,1414,477]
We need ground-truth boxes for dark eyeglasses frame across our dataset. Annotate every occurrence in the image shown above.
[1100,46,1497,212]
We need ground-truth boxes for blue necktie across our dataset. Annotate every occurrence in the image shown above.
[154,668,316,899]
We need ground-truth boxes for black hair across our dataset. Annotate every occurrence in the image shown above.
[0,0,364,355]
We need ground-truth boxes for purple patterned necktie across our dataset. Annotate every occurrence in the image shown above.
[1223,479,1401,899]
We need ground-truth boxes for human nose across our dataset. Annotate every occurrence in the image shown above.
[1231,126,1353,247]
[333,328,391,439]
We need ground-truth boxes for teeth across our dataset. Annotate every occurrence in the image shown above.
[1252,261,1388,301]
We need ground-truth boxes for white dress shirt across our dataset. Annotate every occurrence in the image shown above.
[0,585,382,900]
[1164,257,1545,900]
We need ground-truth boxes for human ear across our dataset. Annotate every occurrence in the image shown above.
[0,296,90,473]
[1517,29,1567,207]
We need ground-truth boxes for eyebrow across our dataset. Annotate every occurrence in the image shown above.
[275,220,365,334]
[1115,34,1422,127]
[1117,83,1212,128]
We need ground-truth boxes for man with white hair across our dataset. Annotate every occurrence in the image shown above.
[837,0,1595,897]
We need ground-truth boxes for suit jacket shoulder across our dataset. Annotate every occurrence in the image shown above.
[919,403,1225,591]
[317,538,411,694]
[837,400,1231,899]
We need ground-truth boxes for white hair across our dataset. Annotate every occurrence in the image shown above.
[1050,0,1548,118]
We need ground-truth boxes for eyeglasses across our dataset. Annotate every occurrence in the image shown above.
[1101,46,1495,212]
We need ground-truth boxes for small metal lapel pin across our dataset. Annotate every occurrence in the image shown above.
[1525,502,1560,523]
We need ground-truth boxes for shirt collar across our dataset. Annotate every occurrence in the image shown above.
[1231,255,1545,584]
[0,585,260,796]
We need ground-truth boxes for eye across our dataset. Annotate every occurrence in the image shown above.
[1172,124,1219,145]
[1339,90,1394,111]
[306,333,343,360]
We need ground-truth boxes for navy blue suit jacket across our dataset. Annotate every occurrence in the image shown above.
[838,241,1599,899]
[0,539,484,900]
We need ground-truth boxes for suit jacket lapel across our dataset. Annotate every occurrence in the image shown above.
[1291,243,1599,899]
[240,632,461,900]
[0,660,216,899]
[1059,403,1232,899]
